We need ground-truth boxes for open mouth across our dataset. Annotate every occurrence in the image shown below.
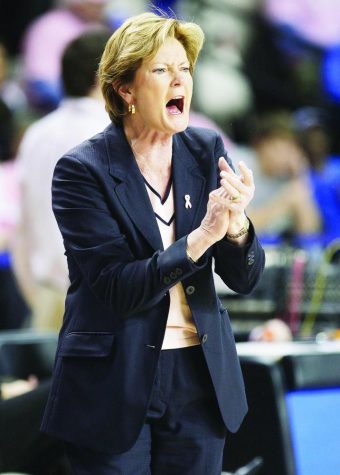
[166,96,184,115]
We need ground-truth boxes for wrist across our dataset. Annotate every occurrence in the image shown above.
[186,227,215,263]
[186,241,196,263]
[227,213,247,233]
[226,216,249,240]
[196,226,217,248]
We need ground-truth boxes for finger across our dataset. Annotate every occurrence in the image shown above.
[210,193,245,213]
[210,193,229,207]
[238,161,253,187]
[210,189,234,208]
[220,179,241,199]
[220,174,253,204]
[220,171,245,189]
[218,156,232,173]
[210,185,229,200]
[220,170,248,195]
[228,202,246,213]
[210,188,225,201]
[216,185,229,198]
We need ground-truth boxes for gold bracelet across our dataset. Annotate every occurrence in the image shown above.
[226,218,250,239]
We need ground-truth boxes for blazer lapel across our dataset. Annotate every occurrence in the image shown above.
[105,125,163,251]
[172,134,206,240]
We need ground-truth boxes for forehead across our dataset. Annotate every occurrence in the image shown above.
[148,37,189,64]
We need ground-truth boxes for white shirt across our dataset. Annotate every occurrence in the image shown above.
[144,178,199,349]
[16,97,110,290]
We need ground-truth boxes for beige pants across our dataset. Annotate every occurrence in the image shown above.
[30,284,66,331]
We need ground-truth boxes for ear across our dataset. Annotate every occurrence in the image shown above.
[113,82,134,106]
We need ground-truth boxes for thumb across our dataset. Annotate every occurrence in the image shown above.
[218,156,230,173]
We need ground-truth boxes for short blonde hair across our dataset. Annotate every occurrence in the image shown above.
[98,12,204,123]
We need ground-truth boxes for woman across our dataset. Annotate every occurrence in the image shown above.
[41,12,265,474]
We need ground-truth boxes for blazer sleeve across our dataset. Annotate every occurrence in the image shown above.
[212,133,265,294]
[52,154,206,317]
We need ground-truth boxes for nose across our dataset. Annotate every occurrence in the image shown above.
[171,70,184,87]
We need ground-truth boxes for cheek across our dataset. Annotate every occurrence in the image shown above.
[133,86,153,109]
[186,79,193,96]
[137,82,163,108]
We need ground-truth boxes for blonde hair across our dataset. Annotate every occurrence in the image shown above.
[98,12,204,123]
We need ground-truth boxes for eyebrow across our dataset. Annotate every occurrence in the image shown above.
[151,60,190,66]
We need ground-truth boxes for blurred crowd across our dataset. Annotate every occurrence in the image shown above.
[0,0,339,334]
[0,1,339,472]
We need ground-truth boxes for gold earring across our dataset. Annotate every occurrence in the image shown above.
[128,104,136,115]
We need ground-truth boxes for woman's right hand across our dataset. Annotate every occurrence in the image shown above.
[186,185,230,263]
[199,186,230,243]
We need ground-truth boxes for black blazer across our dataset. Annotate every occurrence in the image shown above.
[41,124,265,453]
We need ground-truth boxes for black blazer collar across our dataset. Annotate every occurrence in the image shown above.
[172,133,206,240]
[104,124,206,251]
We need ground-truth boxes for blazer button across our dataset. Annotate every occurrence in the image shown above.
[163,276,171,285]
[170,271,176,280]
[185,285,195,295]
[201,334,208,344]
[247,251,255,266]
[175,267,183,276]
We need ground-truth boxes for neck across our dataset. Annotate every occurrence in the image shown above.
[123,121,173,171]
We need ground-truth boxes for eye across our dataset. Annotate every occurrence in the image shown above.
[153,68,167,74]
[181,66,190,72]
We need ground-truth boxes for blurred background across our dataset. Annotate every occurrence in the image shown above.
[0,1,339,474]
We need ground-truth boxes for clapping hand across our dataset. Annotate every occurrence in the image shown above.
[200,157,255,243]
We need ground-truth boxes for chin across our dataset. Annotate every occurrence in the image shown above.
[177,124,189,133]
[169,115,190,134]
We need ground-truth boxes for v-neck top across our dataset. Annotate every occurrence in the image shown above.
[144,177,199,349]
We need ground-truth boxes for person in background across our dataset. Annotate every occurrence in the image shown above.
[177,0,260,129]
[12,29,110,331]
[293,107,340,245]
[21,0,112,111]
[41,12,265,474]
[0,41,27,117]
[242,111,321,244]
[0,98,29,329]
[264,0,340,49]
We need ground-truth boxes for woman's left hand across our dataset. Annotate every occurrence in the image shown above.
[207,157,254,239]
[218,157,255,212]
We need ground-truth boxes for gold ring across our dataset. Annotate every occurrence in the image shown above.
[230,194,241,202]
